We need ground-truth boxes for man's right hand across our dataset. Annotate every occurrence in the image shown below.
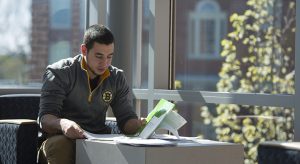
[40,114,85,139]
[59,119,85,139]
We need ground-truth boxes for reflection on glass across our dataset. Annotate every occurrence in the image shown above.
[0,0,85,86]
[175,0,295,94]
[200,20,215,54]
[50,0,71,29]
[175,101,294,163]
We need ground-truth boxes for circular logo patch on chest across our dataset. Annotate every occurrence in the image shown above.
[102,90,113,103]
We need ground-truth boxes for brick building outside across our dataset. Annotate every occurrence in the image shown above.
[29,0,84,82]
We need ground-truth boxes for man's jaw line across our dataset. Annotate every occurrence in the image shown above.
[87,65,102,79]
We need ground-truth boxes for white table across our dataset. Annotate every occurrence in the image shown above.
[76,137,244,164]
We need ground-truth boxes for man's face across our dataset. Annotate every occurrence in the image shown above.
[82,42,114,78]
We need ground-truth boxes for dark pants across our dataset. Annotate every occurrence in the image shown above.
[38,135,75,164]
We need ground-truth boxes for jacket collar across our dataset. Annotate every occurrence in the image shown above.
[80,54,110,81]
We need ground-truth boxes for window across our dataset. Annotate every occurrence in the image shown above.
[0,0,32,86]
[107,0,297,163]
[49,41,71,64]
[188,0,226,59]
[176,0,295,93]
[50,0,71,29]
[0,0,85,87]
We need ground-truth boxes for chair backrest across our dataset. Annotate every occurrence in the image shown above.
[0,94,40,120]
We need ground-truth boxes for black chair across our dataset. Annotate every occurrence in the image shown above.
[0,94,40,164]
[258,141,300,164]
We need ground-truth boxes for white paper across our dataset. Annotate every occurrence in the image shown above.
[163,110,187,130]
[83,130,177,146]
[115,137,176,146]
[156,110,187,138]
[83,130,125,141]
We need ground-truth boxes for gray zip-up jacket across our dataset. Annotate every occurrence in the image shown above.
[39,54,137,134]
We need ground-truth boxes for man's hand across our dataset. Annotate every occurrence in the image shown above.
[40,114,85,139]
[60,119,85,139]
[123,118,147,135]
[139,117,147,127]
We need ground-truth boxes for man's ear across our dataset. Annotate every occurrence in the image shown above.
[81,44,87,56]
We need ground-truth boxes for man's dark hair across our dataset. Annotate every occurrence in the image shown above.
[83,24,114,51]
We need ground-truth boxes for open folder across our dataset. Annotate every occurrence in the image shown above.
[137,99,187,139]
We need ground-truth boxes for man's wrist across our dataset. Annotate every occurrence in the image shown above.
[40,114,63,134]
[123,119,142,134]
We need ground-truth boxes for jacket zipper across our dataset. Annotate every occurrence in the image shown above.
[88,79,105,103]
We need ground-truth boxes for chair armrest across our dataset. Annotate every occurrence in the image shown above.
[0,119,37,124]
[0,119,38,164]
